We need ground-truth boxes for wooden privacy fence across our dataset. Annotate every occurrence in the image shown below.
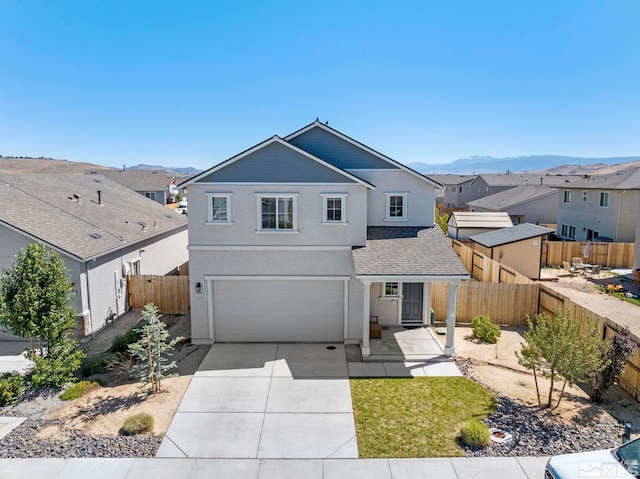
[128,275,190,314]
[542,240,634,268]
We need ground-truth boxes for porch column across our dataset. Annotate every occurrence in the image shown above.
[362,280,371,358]
[445,280,460,357]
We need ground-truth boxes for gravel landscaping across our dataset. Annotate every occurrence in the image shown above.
[455,356,623,457]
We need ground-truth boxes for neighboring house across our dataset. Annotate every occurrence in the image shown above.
[468,173,581,207]
[182,120,469,357]
[0,173,188,336]
[447,211,513,240]
[468,224,554,279]
[466,185,558,225]
[556,168,640,242]
[87,169,171,205]
[425,174,477,210]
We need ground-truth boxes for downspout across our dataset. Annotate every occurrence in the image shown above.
[84,261,95,339]
[614,191,624,241]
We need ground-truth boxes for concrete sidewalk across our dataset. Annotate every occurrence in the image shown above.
[0,456,549,478]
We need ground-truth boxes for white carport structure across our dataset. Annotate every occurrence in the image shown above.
[352,227,469,358]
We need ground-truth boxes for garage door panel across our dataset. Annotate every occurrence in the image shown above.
[213,280,344,342]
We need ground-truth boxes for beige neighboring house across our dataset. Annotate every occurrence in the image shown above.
[425,174,477,210]
[447,211,513,240]
[466,185,558,225]
[87,169,171,205]
[468,223,554,280]
[0,173,188,337]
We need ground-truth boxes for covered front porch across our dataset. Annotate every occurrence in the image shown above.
[352,227,469,359]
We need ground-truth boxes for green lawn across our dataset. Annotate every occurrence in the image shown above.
[350,377,497,458]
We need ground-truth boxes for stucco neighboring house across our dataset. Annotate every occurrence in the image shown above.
[447,211,513,240]
[556,168,640,242]
[87,169,171,205]
[468,173,581,206]
[466,185,559,225]
[0,173,188,337]
[468,224,553,280]
[182,120,469,357]
[425,174,477,210]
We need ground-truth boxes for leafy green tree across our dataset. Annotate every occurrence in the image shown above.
[128,303,184,394]
[590,326,636,403]
[435,208,449,234]
[0,243,85,387]
[516,311,608,408]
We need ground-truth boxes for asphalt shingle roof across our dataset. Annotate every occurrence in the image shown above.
[466,185,556,210]
[472,173,582,187]
[425,174,477,186]
[87,169,170,191]
[558,168,640,190]
[0,174,187,261]
[352,227,469,277]
[468,223,554,248]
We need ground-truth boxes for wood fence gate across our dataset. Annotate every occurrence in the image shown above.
[128,275,190,314]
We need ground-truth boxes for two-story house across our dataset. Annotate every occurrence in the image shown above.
[88,169,171,205]
[556,168,640,242]
[466,185,558,225]
[182,121,469,357]
[425,174,477,211]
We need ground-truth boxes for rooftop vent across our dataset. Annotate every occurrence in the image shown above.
[88,233,102,239]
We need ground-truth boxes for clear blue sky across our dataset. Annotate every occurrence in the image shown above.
[1,1,639,170]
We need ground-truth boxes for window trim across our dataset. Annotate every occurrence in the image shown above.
[143,191,157,201]
[599,191,609,208]
[255,193,299,232]
[382,282,400,298]
[563,190,571,203]
[206,193,233,225]
[321,193,348,225]
[385,192,409,221]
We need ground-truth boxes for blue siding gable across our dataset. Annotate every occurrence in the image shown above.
[196,141,359,184]
[287,126,399,170]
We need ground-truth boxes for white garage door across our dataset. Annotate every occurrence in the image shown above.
[213,279,344,342]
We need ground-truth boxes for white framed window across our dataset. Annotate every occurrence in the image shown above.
[451,186,457,193]
[476,187,480,194]
[256,194,298,232]
[569,225,576,239]
[484,187,489,195]
[561,224,568,237]
[599,192,609,207]
[582,191,588,202]
[144,192,157,201]
[563,191,571,203]
[385,192,409,221]
[321,194,347,224]
[382,282,399,297]
[206,193,233,224]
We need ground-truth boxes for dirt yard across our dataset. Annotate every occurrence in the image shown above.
[43,314,210,437]
[447,325,640,435]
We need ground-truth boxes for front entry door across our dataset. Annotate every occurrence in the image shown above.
[402,283,423,323]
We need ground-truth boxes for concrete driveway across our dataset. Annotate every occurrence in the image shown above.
[157,343,357,459]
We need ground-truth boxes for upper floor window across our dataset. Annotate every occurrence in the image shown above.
[256,194,298,231]
[563,191,571,203]
[484,187,489,195]
[451,186,457,193]
[599,192,609,207]
[458,186,463,194]
[143,192,157,201]
[582,191,588,202]
[476,187,480,194]
[206,193,232,224]
[385,193,408,221]
[321,194,347,224]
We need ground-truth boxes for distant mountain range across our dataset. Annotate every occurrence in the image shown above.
[407,155,640,175]
[126,164,202,175]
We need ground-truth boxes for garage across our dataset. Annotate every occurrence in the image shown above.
[212,279,345,342]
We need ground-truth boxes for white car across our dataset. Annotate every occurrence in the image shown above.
[545,437,640,478]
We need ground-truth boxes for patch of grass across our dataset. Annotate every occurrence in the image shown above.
[611,292,640,307]
[59,380,100,401]
[460,418,491,448]
[350,377,496,458]
[121,412,154,435]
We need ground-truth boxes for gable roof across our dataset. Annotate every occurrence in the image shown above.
[87,169,170,191]
[559,168,640,190]
[0,173,187,262]
[466,185,557,211]
[180,136,374,189]
[472,173,582,187]
[469,223,554,248]
[425,174,477,186]
[448,211,514,229]
[285,120,444,190]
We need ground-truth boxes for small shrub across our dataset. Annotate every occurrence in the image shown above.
[472,315,501,344]
[59,380,100,401]
[460,418,491,448]
[80,353,116,377]
[110,328,142,355]
[121,413,154,435]
[0,372,25,406]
